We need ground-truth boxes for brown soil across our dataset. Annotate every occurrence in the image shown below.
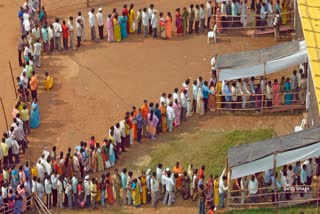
[0,0,301,213]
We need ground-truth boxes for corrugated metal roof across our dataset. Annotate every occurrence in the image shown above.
[298,0,320,114]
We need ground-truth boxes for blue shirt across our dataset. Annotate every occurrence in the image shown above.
[300,169,307,184]
[224,84,232,102]
[120,172,127,189]
[202,84,213,99]
[41,28,49,42]
[136,113,143,129]
[71,176,78,193]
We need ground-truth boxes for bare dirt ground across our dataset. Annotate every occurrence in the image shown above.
[0,0,302,213]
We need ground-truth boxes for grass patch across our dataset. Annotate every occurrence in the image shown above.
[140,128,273,176]
[227,205,316,214]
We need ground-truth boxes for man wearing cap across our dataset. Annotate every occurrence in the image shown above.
[96,8,104,40]
[84,175,91,208]
[88,8,97,41]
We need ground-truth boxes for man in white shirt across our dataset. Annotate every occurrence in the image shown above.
[114,123,122,154]
[206,0,212,29]
[160,93,166,105]
[76,19,82,48]
[182,79,192,116]
[199,4,205,32]
[156,163,163,194]
[36,159,45,182]
[151,10,158,38]
[267,0,273,27]
[76,11,85,41]
[173,88,180,104]
[57,175,64,208]
[162,171,174,206]
[147,4,154,35]
[150,172,159,207]
[248,175,258,203]
[68,16,76,50]
[180,90,188,120]
[192,81,198,113]
[219,175,228,208]
[236,79,244,109]
[24,17,31,33]
[52,18,62,51]
[51,171,58,207]
[166,102,175,132]
[88,8,97,41]
[96,8,104,40]
[84,175,91,207]
[33,40,41,67]
[194,5,200,33]
[240,0,248,27]
[142,8,149,37]
[242,78,251,109]
[48,24,54,52]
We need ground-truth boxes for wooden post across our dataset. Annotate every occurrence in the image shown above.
[9,61,18,98]
[272,152,277,209]
[316,176,320,214]
[227,168,232,211]
[87,0,89,8]
[0,97,9,131]
[261,62,266,113]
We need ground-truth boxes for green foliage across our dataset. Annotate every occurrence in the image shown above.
[137,129,273,177]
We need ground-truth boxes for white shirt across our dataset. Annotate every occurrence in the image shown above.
[119,120,126,138]
[166,98,171,106]
[96,12,103,26]
[32,28,41,40]
[173,92,180,103]
[156,167,162,184]
[57,179,63,193]
[147,8,153,20]
[219,176,228,193]
[88,12,95,27]
[51,175,58,189]
[200,8,205,19]
[48,27,54,40]
[113,127,121,143]
[45,179,52,194]
[23,13,30,23]
[160,96,166,105]
[236,81,244,95]
[67,20,74,32]
[166,106,175,121]
[206,2,212,17]
[24,21,31,32]
[84,180,91,195]
[142,11,148,26]
[52,22,62,37]
[151,13,157,28]
[303,160,312,177]
[36,162,45,179]
[150,177,159,192]
[180,93,187,108]
[242,82,250,95]
[248,178,258,194]
[266,85,273,99]
[164,176,174,191]
[76,22,82,36]
[33,42,41,56]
